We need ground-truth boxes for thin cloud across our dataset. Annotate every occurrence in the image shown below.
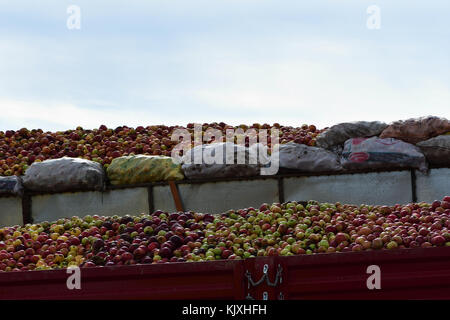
[0,1,448,131]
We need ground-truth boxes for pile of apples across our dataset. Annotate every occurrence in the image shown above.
[0,196,449,272]
[0,123,323,176]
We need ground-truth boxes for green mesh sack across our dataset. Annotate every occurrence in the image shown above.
[107,155,184,185]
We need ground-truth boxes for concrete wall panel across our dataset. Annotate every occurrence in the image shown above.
[178,179,279,214]
[152,185,177,213]
[416,168,450,203]
[153,180,279,214]
[284,171,413,206]
[0,197,23,227]
[32,188,149,222]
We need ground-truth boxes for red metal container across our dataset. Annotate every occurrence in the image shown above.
[1,247,449,300]
[0,259,246,300]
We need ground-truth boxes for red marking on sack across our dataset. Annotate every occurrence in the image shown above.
[349,152,369,162]
[351,138,366,145]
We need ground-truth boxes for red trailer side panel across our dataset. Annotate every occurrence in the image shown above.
[1,247,450,300]
[0,260,245,300]
[278,247,450,300]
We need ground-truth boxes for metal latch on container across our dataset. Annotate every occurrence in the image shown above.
[246,264,283,288]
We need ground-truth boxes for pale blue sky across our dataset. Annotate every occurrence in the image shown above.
[0,0,449,131]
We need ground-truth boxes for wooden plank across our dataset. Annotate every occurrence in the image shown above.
[168,181,184,212]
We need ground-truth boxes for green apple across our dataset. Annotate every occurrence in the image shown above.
[296,232,305,240]
[319,239,329,249]
[144,226,153,235]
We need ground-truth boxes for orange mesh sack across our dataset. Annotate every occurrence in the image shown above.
[379,116,450,144]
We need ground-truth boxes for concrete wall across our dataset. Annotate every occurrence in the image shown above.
[0,168,448,225]
[0,197,23,227]
[31,188,149,223]
[284,171,413,206]
[416,168,450,203]
[179,179,279,213]
[153,185,177,213]
[153,179,279,214]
